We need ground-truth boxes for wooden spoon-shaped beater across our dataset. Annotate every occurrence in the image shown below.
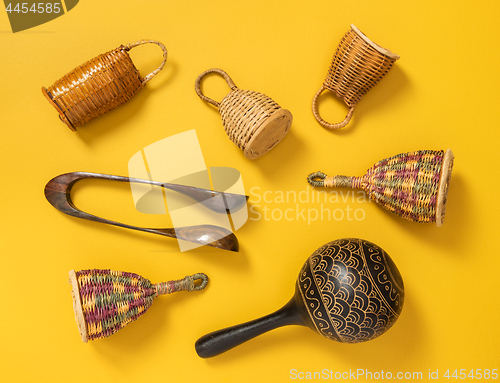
[196,238,404,357]
[45,172,244,252]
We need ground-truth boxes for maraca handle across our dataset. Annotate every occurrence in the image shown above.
[195,297,306,358]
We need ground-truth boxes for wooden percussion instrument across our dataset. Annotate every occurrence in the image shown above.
[196,238,404,358]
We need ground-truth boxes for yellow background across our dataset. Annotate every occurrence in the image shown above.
[1,0,499,381]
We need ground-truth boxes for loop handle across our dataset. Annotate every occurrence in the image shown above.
[312,86,355,130]
[125,40,168,85]
[307,171,328,187]
[195,68,238,107]
[191,273,209,291]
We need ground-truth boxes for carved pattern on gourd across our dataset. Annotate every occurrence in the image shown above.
[298,238,403,343]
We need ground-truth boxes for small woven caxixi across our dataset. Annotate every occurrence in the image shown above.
[195,68,292,160]
[312,24,400,130]
[69,269,208,342]
[307,149,455,226]
[42,40,168,131]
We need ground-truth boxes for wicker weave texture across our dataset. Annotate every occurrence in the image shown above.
[76,269,157,341]
[325,26,398,106]
[359,150,444,223]
[219,89,281,151]
[313,25,399,130]
[43,40,167,130]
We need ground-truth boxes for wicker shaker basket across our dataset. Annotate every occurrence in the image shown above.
[69,269,208,342]
[42,40,168,131]
[195,68,292,160]
[307,149,455,226]
[313,25,400,130]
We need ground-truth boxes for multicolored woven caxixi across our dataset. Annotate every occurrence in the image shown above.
[70,269,208,342]
[307,149,454,225]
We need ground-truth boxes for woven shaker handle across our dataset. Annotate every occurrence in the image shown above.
[307,171,329,187]
[312,86,355,130]
[155,273,209,296]
[307,171,363,189]
[195,68,238,107]
[191,273,209,291]
[125,40,168,85]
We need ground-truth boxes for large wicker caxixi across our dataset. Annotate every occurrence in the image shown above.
[42,40,168,131]
[307,149,455,226]
[313,24,400,130]
[195,68,292,160]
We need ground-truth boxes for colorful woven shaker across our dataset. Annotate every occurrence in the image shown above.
[69,269,208,342]
[307,149,454,226]
[43,40,168,131]
[313,24,399,130]
[195,68,293,160]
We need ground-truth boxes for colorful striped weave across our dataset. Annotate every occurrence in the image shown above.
[70,269,208,342]
[307,149,454,225]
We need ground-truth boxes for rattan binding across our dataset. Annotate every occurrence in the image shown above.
[42,40,168,131]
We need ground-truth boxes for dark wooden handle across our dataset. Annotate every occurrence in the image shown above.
[45,171,247,214]
[44,172,150,232]
[195,297,306,358]
[44,172,240,252]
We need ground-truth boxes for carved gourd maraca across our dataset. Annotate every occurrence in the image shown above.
[195,238,404,358]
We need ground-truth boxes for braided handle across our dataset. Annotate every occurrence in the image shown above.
[155,273,209,296]
[125,40,168,85]
[307,171,363,189]
[312,86,355,130]
[195,68,238,107]
[307,171,329,187]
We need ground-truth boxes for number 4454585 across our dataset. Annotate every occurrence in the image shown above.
[6,3,61,13]
[444,369,498,379]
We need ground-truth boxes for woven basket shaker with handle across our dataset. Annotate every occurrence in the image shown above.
[42,40,168,131]
[69,269,208,342]
[195,68,293,160]
[313,25,400,130]
[307,149,455,226]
